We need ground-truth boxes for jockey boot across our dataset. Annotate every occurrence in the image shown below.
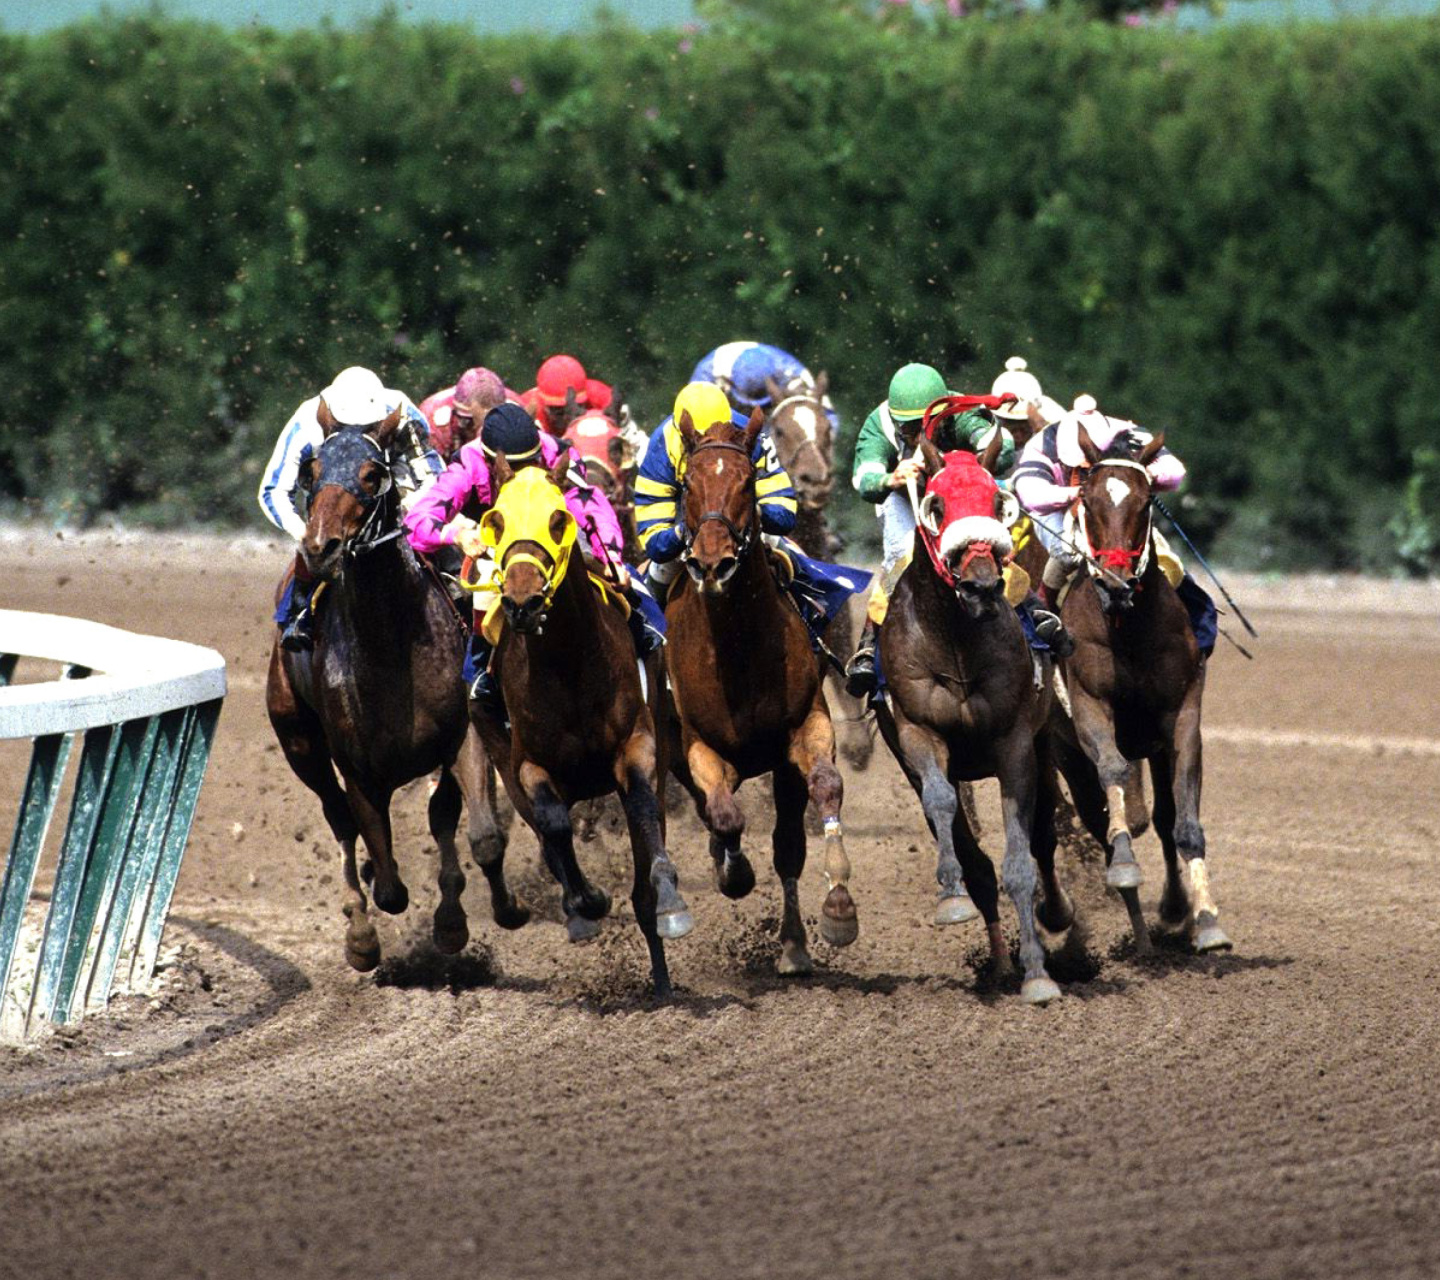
[1029,606,1075,658]
[844,617,879,699]
[278,575,317,652]
[464,636,508,723]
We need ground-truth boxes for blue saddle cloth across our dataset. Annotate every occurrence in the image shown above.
[781,545,872,637]
[1177,573,1218,655]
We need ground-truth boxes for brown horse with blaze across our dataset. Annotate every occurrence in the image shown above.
[663,407,858,976]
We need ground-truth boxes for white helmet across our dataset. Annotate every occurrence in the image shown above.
[322,366,388,426]
[990,356,1044,422]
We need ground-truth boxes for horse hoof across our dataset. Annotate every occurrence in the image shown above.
[493,901,531,931]
[819,912,859,948]
[717,854,756,901]
[777,944,813,976]
[573,886,611,922]
[373,880,410,915]
[1193,916,1233,953]
[934,895,979,926]
[433,913,469,956]
[1036,892,1075,934]
[566,915,602,943]
[346,935,380,972]
[1021,976,1062,1006]
[1105,862,1142,890]
[657,908,695,941]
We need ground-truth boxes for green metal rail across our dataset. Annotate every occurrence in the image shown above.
[0,611,226,1039]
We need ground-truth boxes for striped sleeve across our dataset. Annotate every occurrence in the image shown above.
[257,408,314,541]
[634,421,685,562]
[753,430,798,536]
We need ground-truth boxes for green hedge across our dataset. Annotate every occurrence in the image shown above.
[2,5,1438,569]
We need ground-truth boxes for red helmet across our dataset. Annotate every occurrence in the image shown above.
[535,354,588,407]
[584,378,613,414]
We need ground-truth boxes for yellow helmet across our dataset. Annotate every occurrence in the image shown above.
[672,381,734,432]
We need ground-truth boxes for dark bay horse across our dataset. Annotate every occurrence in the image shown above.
[469,452,691,998]
[764,373,872,772]
[663,408,858,976]
[1055,426,1231,954]
[267,410,521,972]
[875,434,1069,1004]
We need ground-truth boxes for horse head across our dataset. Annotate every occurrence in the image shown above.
[677,406,764,595]
[916,431,1016,620]
[483,450,577,634]
[301,404,403,579]
[764,373,833,512]
[1075,423,1166,614]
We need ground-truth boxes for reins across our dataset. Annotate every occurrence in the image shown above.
[679,438,757,562]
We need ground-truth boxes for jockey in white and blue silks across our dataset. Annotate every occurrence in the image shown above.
[691,341,839,430]
[635,382,868,640]
[257,365,443,651]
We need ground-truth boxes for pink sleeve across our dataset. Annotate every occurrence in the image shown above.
[1148,453,1186,491]
[1014,473,1080,516]
[404,449,491,554]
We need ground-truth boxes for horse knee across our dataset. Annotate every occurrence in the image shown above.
[532,785,571,841]
[706,788,745,839]
[807,760,843,815]
[1175,818,1206,860]
[920,774,957,828]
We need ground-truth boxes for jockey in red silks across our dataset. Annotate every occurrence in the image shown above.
[404,403,663,715]
[518,354,591,435]
[259,365,442,652]
[418,366,526,462]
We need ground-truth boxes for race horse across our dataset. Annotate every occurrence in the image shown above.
[1050,426,1231,953]
[663,407,859,975]
[762,372,872,772]
[266,408,521,972]
[875,431,1069,1004]
[467,450,692,999]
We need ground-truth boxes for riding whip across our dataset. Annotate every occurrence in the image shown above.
[1150,497,1258,638]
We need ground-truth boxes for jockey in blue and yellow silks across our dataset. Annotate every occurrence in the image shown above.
[637,382,869,639]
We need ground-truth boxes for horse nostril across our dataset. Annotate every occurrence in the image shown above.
[321,538,341,560]
[714,557,738,584]
[686,560,706,585]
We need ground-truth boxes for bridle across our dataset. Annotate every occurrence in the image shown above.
[313,429,401,560]
[679,438,757,562]
[767,389,831,496]
[1076,458,1153,585]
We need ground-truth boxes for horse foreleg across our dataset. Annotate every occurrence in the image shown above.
[1123,762,1150,838]
[343,779,407,916]
[615,745,678,1001]
[455,729,527,930]
[615,730,692,948]
[518,762,610,941]
[788,705,858,948]
[1148,750,1189,931]
[998,735,1061,1005]
[428,767,469,955]
[687,740,751,899]
[893,719,977,927]
[770,766,814,976]
[1032,734,1075,935]
[1171,686,1230,953]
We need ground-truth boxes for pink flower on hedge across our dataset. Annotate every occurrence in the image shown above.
[678,37,693,53]
[645,106,659,121]
[1123,11,1144,24]
[946,0,965,14]
[510,76,526,94]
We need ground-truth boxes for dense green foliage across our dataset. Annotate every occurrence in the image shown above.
[1,5,1437,568]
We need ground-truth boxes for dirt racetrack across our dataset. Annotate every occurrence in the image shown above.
[2,530,1439,1280]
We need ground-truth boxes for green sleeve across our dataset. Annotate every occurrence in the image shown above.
[851,408,898,505]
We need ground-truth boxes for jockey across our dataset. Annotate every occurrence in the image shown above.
[843,364,1063,696]
[989,355,1065,439]
[418,366,515,463]
[404,403,658,714]
[1013,394,1185,610]
[691,341,839,430]
[259,366,442,652]
[635,381,868,639]
[519,353,591,435]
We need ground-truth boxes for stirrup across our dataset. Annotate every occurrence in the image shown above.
[280,612,314,652]
[468,672,509,724]
[844,649,877,699]
[1032,609,1075,658]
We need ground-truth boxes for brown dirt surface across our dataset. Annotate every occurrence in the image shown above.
[2,531,1439,1280]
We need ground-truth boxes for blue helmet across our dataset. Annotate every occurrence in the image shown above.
[730,345,777,409]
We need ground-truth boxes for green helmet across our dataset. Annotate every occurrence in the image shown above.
[887,363,948,423]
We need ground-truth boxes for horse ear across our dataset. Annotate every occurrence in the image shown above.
[607,435,626,472]
[490,450,515,491]
[765,375,785,405]
[564,386,579,419]
[372,406,403,449]
[1138,430,1166,467]
[812,370,828,398]
[1024,400,1047,440]
[677,409,699,451]
[1075,421,1104,467]
[980,426,1004,475]
[317,398,339,437]
[741,407,765,456]
[548,441,572,489]
[917,435,944,477]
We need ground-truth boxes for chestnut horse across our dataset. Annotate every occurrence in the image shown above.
[875,433,1069,1003]
[266,411,521,972]
[1054,426,1231,954]
[469,451,692,999]
[764,373,872,773]
[663,408,858,976]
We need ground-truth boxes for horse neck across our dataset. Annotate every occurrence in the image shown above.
[697,526,788,635]
[512,554,603,668]
[335,534,425,628]
[791,506,830,558]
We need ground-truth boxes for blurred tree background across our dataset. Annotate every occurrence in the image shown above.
[1,0,1437,570]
